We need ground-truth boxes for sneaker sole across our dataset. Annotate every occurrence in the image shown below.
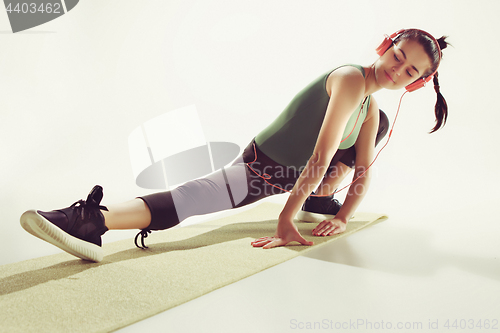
[295,210,336,223]
[20,210,103,262]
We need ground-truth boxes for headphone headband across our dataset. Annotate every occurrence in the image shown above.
[390,29,442,59]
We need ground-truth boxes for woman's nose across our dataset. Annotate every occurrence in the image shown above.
[392,66,402,76]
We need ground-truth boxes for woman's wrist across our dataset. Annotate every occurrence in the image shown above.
[279,194,305,223]
[337,217,349,224]
[278,210,295,223]
[334,212,350,224]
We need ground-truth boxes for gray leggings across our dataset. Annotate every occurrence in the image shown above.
[138,109,389,232]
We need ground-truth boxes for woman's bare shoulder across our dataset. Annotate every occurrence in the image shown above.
[326,66,365,96]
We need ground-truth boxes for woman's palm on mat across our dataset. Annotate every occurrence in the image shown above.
[312,218,347,237]
[252,217,348,249]
[251,217,315,249]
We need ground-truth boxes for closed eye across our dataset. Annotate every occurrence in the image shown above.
[395,45,420,76]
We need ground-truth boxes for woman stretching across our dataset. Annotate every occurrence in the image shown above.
[20,29,449,262]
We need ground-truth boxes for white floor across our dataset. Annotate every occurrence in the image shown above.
[2,0,500,332]
[116,197,500,333]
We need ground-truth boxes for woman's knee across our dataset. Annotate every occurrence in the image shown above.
[375,109,389,146]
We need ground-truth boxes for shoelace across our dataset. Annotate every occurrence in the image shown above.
[329,198,341,204]
[70,199,108,222]
[328,198,341,210]
[134,229,151,249]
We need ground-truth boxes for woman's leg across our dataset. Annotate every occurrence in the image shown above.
[127,139,298,232]
[102,199,151,230]
[314,109,389,196]
[98,158,250,232]
[298,110,389,222]
[315,162,353,195]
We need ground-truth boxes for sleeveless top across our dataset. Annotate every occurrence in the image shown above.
[254,64,371,170]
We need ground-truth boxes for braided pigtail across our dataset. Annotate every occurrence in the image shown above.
[430,72,448,133]
[429,36,449,133]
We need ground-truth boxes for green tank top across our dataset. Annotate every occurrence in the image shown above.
[255,64,371,169]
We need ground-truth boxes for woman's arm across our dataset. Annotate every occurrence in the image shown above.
[252,67,366,249]
[312,98,380,236]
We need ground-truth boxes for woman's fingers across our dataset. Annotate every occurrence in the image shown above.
[332,226,343,235]
[253,226,315,249]
[312,221,329,236]
[251,236,273,243]
[313,220,343,236]
[252,237,271,243]
[262,234,313,249]
[262,238,285,249]
[326,228,338,236]
[253,236,313,249]
[251,237,274,247]
[251,240,269,246]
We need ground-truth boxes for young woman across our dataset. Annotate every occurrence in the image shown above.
[20,29,449,262]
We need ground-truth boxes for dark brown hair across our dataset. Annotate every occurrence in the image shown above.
[394,29,450,133]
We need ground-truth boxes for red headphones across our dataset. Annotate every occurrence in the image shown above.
[375,29,442,92]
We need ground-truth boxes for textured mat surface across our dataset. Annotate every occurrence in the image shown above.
[0,203,387,332]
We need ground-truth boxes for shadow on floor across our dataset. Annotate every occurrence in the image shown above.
[303,224,500,282]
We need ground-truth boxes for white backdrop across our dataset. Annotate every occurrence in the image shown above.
[2,1,500,332]
[1,0,498,269]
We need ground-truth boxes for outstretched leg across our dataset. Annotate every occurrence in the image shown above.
[136,140,298,232]
[102,199,151,230]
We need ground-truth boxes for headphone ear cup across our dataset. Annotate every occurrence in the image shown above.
[375,35,393,56]
[405,75,433,92]
[405,80,424,92]
[376,30,406,56]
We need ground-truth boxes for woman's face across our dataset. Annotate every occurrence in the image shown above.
[375,38,433,90]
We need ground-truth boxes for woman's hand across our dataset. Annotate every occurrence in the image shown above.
[312,218,347,236]
[252,217,314,249]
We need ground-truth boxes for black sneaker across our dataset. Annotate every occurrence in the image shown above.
[295,192,342,223]
[20,185,109,262]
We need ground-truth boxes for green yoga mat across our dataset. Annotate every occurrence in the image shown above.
[0,203,387,333]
